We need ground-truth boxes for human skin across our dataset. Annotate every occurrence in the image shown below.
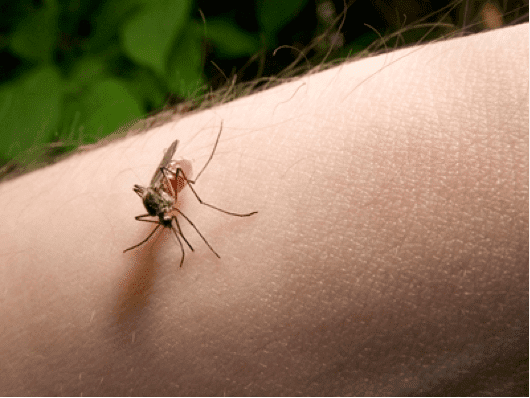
[0,23,527,396]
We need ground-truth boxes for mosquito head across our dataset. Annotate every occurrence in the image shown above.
[133,184,147,198]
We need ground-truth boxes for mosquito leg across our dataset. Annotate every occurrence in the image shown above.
[170,219,186,268]
[175,208,221,258]
[188,121,223,184]
[161,136,257,217]
[172,215,194,252]
[179,170,258,217]
[123,224,161,253]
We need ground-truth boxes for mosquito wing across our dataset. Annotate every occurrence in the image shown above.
[150,139,179,187]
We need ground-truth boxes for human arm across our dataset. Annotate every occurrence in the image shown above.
[0,24,527,395]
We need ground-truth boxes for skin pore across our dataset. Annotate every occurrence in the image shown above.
[0,24,527,395]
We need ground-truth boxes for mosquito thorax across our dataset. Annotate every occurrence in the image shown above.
[133,184,174,217]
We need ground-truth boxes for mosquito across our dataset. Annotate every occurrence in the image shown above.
[123,122,257,267]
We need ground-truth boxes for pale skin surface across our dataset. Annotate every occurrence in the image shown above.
[0,24,527,396]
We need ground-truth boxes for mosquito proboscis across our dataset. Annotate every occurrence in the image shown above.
[124,122,257,267]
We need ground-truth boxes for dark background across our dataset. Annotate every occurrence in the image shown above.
[0,0,527,173]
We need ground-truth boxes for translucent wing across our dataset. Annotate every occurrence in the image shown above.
[150,139,179,187]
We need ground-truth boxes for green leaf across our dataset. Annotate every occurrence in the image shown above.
[9,0,59,62]
[166,21,205,99]
[205,18,260,58]
[61,78,143,143]
[88,0,146,52]
[257,0,309,35]
[0,66,62,159]
[121,0,193,76]
[64,56,108,94]
[122,68,166,111]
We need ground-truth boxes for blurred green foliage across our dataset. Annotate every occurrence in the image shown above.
[0,0,526,165]
[0,0,261,162]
